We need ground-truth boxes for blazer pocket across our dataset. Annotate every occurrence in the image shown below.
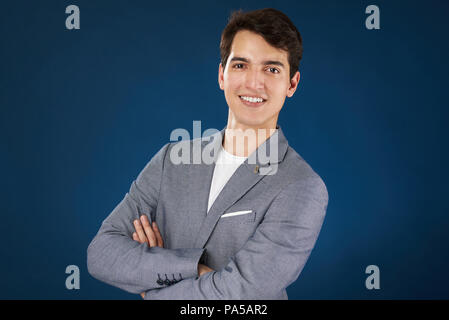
[220,210,255,223]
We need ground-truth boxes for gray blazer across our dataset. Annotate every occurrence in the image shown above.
[87,126,329,299]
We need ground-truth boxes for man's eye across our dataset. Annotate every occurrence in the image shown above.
[268,67,280,74]
[233,63,244,69]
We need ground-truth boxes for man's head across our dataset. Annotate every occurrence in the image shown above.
[218,8,302,130]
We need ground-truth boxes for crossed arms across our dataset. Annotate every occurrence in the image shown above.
[87,143,329,299]
[131,214,213,298]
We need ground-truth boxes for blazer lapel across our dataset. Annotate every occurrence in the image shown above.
[186,128,224,223]
[193,126,289,249]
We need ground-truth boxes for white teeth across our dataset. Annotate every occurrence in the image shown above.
[240,96,264,103]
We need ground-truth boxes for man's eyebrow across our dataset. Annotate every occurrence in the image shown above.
[229,56,285,68]
[230,56,250,63]
[263,60,285,68]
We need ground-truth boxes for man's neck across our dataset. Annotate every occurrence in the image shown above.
[222,123,277,158]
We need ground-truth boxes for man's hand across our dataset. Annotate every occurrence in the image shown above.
[198,263,214,276]
[132,215,164,299]
[131,215,214,299]
[132,215,164,248]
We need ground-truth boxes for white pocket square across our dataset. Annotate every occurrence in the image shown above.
[221,210,253,218]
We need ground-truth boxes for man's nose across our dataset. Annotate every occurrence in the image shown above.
[244,68,264,90]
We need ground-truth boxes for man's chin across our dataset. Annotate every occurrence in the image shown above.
[228,107,276,129]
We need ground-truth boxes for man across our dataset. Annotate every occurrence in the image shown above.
[87,8,329,299]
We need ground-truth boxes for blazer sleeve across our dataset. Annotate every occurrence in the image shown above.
[87,143,205,294]
[143,176,329,299]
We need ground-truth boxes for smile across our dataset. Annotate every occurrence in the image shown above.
[239,95,266,107]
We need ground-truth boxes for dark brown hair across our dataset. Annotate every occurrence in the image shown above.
[220,8,303,80]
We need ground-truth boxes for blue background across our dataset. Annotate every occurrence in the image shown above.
[1,0,448,299]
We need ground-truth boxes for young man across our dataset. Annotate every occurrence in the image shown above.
[87,8,328,299]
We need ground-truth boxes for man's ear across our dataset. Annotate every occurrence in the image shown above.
[218,63,224,90]
[286,71,300,98]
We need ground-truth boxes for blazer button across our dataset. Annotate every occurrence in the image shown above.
[156,274,164,286]
[164,274,171,286]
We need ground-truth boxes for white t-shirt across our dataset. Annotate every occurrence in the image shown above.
[207,145,248,213]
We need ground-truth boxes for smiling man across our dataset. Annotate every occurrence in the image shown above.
[87,8,329,299]
[219,28,299,160]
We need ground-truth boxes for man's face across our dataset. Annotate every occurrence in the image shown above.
[219,30,300,130]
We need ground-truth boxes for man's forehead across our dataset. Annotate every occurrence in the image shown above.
[230,31,288,64]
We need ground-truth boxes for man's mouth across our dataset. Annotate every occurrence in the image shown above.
[239,95,267,107]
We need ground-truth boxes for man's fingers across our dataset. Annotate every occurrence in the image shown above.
[133,215,164,248]
[152,222,164,248]
[133,219,147,244]
[140,215,157,247]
